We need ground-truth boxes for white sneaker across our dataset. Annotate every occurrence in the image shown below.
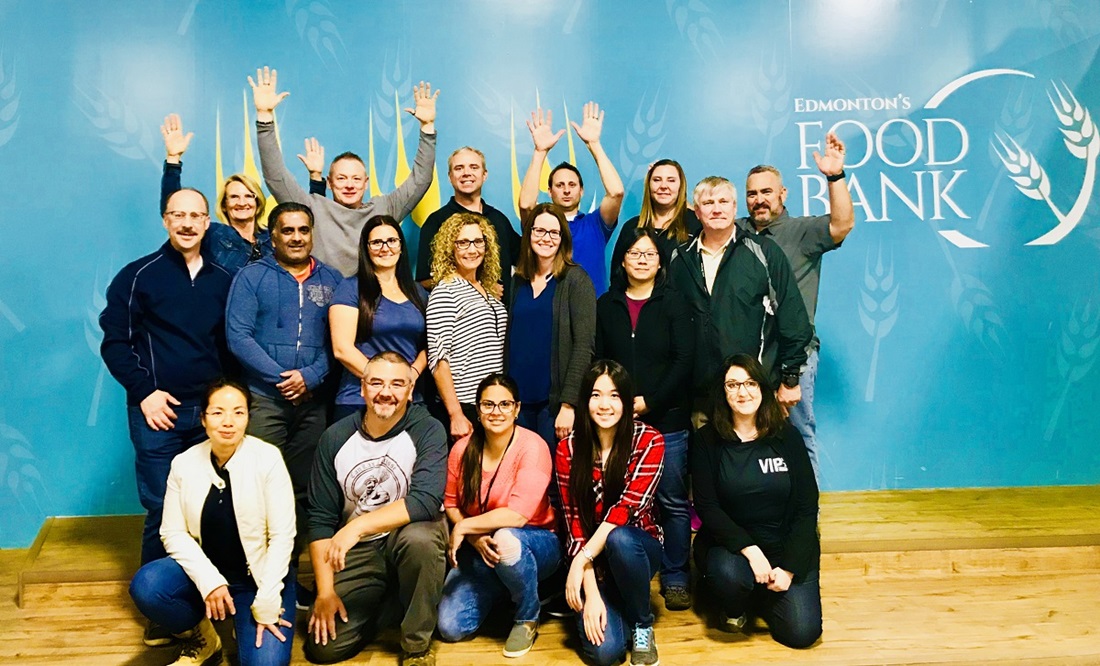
[170,617,221,665]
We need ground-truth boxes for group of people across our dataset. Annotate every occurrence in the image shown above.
[99,66,855,666]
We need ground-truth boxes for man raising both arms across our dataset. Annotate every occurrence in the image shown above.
[518,102,624,296]
[251,66,439,276]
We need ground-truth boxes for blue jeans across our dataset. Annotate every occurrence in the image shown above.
[787,349,819,481]
[127,404,207,565]
[656,429,690,589]
[699,546,822,649]
[130,557,297,666]
[574,526,662,666]
[437,526,562,641]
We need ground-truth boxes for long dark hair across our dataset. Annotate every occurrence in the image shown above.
[614,227,667,288]
[638,159,690,243]
[568,360,636,539]
[515,202,576,280]
[456,373,520,514]
[356,215,426,342]
[710,353,786,441]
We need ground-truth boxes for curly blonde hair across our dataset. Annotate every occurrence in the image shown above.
[429,212,501,293]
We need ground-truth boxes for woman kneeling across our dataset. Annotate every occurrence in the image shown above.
[692,354,822,649]
[130,378,297,666]
[437,374,561,658]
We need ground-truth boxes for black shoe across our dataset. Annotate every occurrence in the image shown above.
[540,592,572,619]
[661,585,691,611]
[143,620,176,647]
[722,612,748,634]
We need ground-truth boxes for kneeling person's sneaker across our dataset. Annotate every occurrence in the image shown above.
[143,620,176,647]
[630,624,659,666]
[503,621,538,658]
[662,585,691,611]
[723,612,748,633]
[402,647,435,666]
[170,617,221,665]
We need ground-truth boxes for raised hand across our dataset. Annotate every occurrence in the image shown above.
[249,66,290,120]
[813,131,846,177]
[570,101,605,145]
[403,81,439,131]
[296,137,325,178]
[160,114,193,163]
[526,107,565,153]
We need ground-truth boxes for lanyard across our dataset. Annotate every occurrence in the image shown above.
[478,428,516,515]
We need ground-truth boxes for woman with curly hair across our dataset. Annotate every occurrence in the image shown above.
[426,212,507,441]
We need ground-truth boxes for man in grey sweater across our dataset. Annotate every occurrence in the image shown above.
[250,66,439,276]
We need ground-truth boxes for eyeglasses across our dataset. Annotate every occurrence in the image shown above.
[455,238,487,250]
[363,379,410,391]
[368,237,402,251]
[625,250,659,261]
[165,211,209,222]
[478,399,516,414]
[724,379,760,394]
[531,227,561,241]
[204,409,248,421]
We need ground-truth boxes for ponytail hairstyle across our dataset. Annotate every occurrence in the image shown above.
[568,360,636,539]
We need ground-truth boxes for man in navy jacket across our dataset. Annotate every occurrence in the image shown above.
[99,188,233,571]
[225,201,342,553]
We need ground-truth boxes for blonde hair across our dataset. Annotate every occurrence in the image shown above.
[692,176,736,207]
[217,174,268,229]
[429,213,502,293]
[448,146,486,171]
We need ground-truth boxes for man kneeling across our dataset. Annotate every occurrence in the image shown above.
[305,352,448,666]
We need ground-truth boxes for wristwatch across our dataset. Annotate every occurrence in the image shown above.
[826,170,846,182]
[781,371,800,388]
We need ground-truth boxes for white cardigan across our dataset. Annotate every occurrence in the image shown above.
[160,435,296,625]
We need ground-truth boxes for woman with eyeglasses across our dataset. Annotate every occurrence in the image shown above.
[556,360,665,666]
[130,378,297,666]
[436,374,560,658]
[329,216,429,423]
[610,159,701,275]
[595,227,695,612]
[505,202,596,449]
[426,212,507,441]
[691,353,821,648]
[159,113,326,274]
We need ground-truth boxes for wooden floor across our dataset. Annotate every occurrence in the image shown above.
[2,486,1099,665]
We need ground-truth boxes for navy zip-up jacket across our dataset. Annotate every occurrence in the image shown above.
[99,242,233,406]
[225,254,342,399]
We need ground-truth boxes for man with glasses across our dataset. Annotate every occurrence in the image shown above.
[99,188,234,646]
[416,146,519,298]
[305,352,448,666]
[251,66,440,277]
[225,201,342,572]
[668,176,812,419]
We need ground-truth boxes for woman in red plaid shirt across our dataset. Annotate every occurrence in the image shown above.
[554,360,665,666]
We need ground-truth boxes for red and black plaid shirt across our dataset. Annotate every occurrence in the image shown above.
[554,421,664,558]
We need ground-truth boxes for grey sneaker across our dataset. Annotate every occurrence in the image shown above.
[630,624,659,666]
[503,621,538,658]
[662,585,691,611]
[723,612,748,633]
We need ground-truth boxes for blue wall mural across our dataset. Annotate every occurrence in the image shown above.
[2,0,1099,547]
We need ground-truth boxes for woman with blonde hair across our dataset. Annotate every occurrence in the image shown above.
[426,212,507,441]
[159,113,325,273]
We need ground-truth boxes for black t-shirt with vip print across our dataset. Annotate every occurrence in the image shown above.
[710,436,792,564]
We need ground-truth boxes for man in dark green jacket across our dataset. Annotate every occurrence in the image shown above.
[669,176,812,414]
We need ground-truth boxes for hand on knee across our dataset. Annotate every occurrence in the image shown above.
[492,528,522,566]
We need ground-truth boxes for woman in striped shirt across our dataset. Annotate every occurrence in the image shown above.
[427,212,507,441]
[555,360,665,666]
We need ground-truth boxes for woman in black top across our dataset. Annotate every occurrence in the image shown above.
[595,227,695,611]
[691,354,821,649]
[610,159,702,274]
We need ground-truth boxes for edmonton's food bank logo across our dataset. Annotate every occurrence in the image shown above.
[792,69,1097,249]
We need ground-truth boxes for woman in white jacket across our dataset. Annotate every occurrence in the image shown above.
[130,378,297,666]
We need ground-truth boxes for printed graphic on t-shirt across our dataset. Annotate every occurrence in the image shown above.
[344,455,410,516]
[758,457,788,474]
[307,284,334,308]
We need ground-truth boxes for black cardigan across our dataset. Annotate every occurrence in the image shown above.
[691,422,820,581]
[594,281,695,433]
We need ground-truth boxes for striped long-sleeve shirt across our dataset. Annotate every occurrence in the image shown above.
[554,421,665,558]
[426,277,507,404]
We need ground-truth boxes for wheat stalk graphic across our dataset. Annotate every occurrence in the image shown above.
[84,264,111,427]
[752,46,791,164]
[285,0,346,69]
[992,81,1099,246]
[976,82,1035,232]
[665,0,722,61]
[858,244,899,402]
[73,86,157,166]
[1045,299,1100,441]
[0,423,44,523]
[0,49,19,148]
[617,90,668,189]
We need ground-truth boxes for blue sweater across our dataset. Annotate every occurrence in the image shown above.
[225,255,343,398]
[99,242,233,406]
